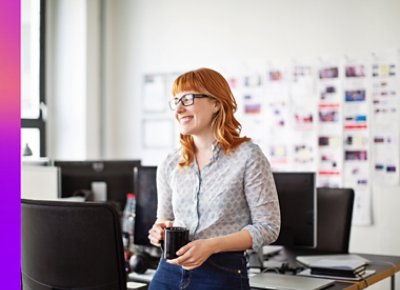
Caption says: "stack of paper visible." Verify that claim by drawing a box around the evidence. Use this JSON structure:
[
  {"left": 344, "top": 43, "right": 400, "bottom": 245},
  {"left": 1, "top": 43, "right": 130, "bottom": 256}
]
[
  {"left": 309, "top": 259, "right": 366, "bottom": 278},
  {"left": 296, "top": 255, "right": 375, "bottom": 281}
]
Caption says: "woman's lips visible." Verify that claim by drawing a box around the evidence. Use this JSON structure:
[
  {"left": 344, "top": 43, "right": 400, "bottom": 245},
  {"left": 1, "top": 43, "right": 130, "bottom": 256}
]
[{"left": 179, "top": 116, "right": 193, "bottom": 124}]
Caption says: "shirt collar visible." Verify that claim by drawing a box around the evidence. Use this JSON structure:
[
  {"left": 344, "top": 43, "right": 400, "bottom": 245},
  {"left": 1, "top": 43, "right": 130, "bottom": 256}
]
[
  {"left": 209, "top": 141, "right": 221, "bottom": 163},
  {"left": 188, "top": 141, "right": 222, "bottom": 173},
  {"left": 189, "top": 141, "right": 221, "bottom": 172}
]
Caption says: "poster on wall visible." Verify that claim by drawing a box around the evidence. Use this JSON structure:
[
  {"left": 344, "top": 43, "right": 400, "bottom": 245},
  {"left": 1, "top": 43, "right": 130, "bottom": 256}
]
[
  {"left": 233, "top": 68, "right": 270, "bottom": 151},
  {"left": 316, "top": 57, "right": 344, "bottom": 188},
  {"left": 289, "top": 60, "right": 318, "bottom": 171},
  {"left": 342, "top": 54, "right": 372, "bottom": 225},
  {"left": 370, "top": 50, "right": 400, "bottom": 185},
  {"left": 264, "top": 62, "right": 292, "bottom": 171},
  {"left": 344, "top": 163, "right": 372, "bottom": 225}
]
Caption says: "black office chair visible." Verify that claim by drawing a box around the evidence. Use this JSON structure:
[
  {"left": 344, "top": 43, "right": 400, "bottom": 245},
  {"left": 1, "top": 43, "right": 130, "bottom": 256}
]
[
  {"left": 21, "top": 199, "right": 127, "bottom": 290},
  {"left": 315, "top": 187, "right": 355, "bottom": 253}
]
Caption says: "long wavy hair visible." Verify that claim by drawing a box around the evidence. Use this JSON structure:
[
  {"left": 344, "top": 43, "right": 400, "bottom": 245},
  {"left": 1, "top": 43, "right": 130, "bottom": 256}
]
[{"left": 172, "top": 68, "right": 250, "bottom": 168}]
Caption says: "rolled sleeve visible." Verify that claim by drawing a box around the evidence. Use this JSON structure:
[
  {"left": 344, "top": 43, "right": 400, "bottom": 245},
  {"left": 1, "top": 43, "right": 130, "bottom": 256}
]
[{"left": 243, "top": 144, "right": 281, "bottom": 251}]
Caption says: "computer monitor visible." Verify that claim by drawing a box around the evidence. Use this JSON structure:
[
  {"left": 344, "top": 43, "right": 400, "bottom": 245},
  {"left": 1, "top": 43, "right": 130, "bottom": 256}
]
[
  {"left": 54, "top": 160, "right": 141, "bottom": 212},
  {"left": 271, "top": 172, "right": 316, "bottom": 249},
  {"left": 133, "top": 165, "right": 158, "bottom": 247}
]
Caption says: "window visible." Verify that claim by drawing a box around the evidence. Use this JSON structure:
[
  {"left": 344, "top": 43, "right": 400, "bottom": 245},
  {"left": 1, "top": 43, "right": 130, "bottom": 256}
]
[{"left": 21, "top": 0, "right": 46, "bottom": 158}]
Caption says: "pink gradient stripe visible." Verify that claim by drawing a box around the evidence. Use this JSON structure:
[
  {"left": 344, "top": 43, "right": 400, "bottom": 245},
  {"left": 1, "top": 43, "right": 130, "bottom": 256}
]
[{"left": 0, "top": 0, "right": 21, "bottom": 289}]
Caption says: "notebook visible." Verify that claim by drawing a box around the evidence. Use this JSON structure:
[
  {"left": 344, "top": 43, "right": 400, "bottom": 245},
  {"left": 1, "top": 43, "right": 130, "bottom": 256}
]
[
  {"left": 298, "top": 268, "right": 376, "bottom": 281},
  {"left": 296, "top": 254, "right": 374, "bottom": 281},
  {"left": 296, "top": 254, "right": 370, "bottom": 267},
  {"left": 249, "top": 272, "right": 335, "bottom": 290},
  {"left": 309, "top": 258, "right": 367, "bottom": 278}
]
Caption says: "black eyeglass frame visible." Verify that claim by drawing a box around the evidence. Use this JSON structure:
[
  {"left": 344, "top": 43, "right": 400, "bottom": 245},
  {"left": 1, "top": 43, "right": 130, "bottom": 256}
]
[{"left": 168, "top": 94, "right": 212, "bottom": 110}]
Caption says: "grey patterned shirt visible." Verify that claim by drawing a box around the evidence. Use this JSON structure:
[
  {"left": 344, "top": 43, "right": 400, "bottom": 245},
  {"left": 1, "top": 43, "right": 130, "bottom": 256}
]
[{"left": 156, "top": 140, "right": 281, "bottom": 251}]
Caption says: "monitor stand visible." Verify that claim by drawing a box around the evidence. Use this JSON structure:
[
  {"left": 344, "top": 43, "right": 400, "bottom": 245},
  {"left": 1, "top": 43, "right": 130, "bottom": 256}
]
[
  {"left": 246, "top": 248, "right": 265, "bottom": 271},
  {"left": 247, "top": 245, "right": 284, "bottom": 272}
]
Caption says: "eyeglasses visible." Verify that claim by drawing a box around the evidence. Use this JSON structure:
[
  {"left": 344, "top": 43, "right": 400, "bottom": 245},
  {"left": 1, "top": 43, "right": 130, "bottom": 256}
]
[{"left": 168, "top": 94, "right": 212, "bottom": 110}]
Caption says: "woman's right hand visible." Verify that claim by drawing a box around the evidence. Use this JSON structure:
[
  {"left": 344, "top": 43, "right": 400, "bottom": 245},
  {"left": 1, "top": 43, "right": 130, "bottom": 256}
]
[{"left": 148, "top": 220, "right": 173, "bottom": 247}]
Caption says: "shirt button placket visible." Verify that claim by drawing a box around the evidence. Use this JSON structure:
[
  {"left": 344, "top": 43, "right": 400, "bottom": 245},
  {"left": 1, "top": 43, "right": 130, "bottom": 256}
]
[{"left": 193, "top": 173, "right": 201, "bottom": 236}]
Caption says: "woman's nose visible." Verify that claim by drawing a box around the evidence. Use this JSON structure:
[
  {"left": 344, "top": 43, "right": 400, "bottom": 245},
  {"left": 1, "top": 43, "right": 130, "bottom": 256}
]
[{"left": 175, "top": 101, "right": 185, "bottom": 112}]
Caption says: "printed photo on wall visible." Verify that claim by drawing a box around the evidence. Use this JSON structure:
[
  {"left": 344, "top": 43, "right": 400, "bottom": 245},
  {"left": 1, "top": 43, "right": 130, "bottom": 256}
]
[
  {"left": 319, "top": 106, "right": 339, "bottom": 123},
  {"left": 345, "top": 65, "right": 366, "bottom": 78},
  {"left": 319, "top": 67, "right": 339, "bottom": 79}
]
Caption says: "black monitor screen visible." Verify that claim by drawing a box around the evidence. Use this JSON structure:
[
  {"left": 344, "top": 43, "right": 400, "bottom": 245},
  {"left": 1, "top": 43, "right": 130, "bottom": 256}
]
[
  {"left": 271, "top": 172, "right": 316, "bottom": 248},
  {"left": 133, "top": 166, "right": 158, "bottom": 247},
  {"left": 54, "top": 160, "right": 141, "bottom": 213}
]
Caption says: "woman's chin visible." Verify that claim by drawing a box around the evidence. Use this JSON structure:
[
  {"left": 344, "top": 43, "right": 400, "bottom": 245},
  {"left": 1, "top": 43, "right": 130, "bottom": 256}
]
[{"left": 179, "top": 127, "right": 192, "bottom": 136}]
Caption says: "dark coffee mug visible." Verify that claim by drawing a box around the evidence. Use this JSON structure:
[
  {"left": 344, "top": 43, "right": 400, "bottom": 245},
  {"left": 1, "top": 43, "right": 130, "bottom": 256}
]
[{"left": 161, "top": 226, "right": 189, "bottom": 259}]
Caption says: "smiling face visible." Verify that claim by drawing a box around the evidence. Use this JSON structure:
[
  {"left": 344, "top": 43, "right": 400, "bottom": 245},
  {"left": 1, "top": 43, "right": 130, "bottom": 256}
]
[
  {"left": 171, "top": 68, "right": 247, "bottom": 168},
  {"left": 173, "top": 91, "right": 220, "bottom": 139}
]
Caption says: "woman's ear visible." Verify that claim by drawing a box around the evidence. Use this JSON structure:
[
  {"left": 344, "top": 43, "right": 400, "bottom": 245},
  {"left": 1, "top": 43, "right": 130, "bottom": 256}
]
[{"left": 212, "top": 101, "right": 221, "bottom": 114}]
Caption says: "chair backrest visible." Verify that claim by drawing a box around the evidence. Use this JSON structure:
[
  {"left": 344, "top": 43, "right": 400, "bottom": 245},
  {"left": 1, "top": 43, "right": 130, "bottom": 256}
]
[
  {"left": 316, "top": 187, "right": 355, "bottom": 253},
  {"left": 21, "top": 199, "right": 127, "bottom": 290}
]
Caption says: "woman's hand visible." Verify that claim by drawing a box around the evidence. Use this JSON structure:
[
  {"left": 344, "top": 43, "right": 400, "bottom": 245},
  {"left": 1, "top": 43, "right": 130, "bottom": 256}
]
[
  {"left": 167, "top": 239, "right": 216, "bottom": 270},
  {"left": 167, "top": 230, "right": 252, "bottom": 270},
  {"left": 148, "top": 220, "right": 173, "bottom": 247}
]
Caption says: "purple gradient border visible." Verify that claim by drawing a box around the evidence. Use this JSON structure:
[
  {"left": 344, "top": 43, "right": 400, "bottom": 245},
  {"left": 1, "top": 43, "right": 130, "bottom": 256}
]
[{"left": 0, "top": 0, "right": 21, "bottom": 289}]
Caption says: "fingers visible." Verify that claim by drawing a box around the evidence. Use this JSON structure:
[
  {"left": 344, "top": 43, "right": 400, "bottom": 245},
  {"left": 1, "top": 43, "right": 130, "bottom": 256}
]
[
  {"left": 167, "top": 255, "right": 201, "bottom": 270},
  {"left": 182, "top": 264, "right": 199, "bottom": 270},
  {"left": 176, "top": 244, "right": 189, "bottom": 256},
  {"left": 147, "top": 226, "right": 161, "bottom": 246},
  {"left": 166, "top": 242, "right": 201, "bottom": 268},
  {"left": 167, "top": 255, "right": 190, "bottom": 266},
  {"left": 167, "top": 256, "right": 182, "bottom": 265},
  {"left": 148, "top": 234, "right": 161, "bottom": 247},
  {"left": 147, "top": 221, "right": 173, "bottom": 246},
  {"left": 166, "top": 244, "right": 190, "bottom": 266}
]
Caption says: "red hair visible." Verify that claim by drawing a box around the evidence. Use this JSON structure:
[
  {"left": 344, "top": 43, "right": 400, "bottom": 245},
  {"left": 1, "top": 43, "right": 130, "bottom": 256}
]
[{"left": 172, "top": 68, "right": 250, "bottom": 168}]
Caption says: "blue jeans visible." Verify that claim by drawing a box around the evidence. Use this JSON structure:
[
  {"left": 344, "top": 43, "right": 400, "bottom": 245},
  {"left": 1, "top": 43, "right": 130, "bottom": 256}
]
[{"left": 149, "top": 252, "right": 250, "bottom": 290}]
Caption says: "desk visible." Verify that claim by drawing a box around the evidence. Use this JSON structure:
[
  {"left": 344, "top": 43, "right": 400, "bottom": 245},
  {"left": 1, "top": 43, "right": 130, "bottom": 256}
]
[
  {"left": 338, "top": 253, "right": 400, "bottom": 290},
  {"left": 283, "top": 252, "right": 400, "bottom": 290},
  {"left": 129, "top": 253, "right": 400, "bottom": 290}
]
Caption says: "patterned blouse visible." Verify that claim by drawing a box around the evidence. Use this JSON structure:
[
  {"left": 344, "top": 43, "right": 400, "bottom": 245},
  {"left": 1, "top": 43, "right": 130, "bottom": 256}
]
[{"left": 156, "top": 140, "right": 281, "bottom": 251}]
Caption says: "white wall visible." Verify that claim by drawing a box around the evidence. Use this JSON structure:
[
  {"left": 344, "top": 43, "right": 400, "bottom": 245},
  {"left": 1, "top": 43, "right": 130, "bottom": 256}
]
[
  {"left": 47, "top": 0, "right": 101, "bottom": 159},
  {"left": 48, "top": 1, "right": 400, "bottom": 288}
]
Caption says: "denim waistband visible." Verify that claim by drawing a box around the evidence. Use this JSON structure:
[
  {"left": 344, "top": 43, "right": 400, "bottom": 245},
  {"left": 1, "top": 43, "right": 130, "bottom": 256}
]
[
  {"left": 209, "top": 251, "right": 245, "bottom": 258},
  {"left": 160, "top": 251, "right": 245, "bottom": 260}
]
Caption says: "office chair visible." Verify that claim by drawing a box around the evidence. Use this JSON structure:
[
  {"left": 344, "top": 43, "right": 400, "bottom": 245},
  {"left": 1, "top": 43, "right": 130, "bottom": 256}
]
[
  {"left": 21, "top": 199, "right": 127, "bottom": 290},
  {"left": 315, "top": 187, "right": 355, "bottom": 253}
]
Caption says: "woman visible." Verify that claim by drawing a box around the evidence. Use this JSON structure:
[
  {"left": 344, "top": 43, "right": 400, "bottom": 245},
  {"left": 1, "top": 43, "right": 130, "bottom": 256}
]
[{"left": 148, "top": 68, "right": 280, "bottom": 290}]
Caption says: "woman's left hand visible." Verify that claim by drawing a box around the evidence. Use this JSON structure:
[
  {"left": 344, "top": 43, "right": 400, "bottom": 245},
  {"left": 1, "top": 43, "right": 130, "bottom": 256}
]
[{"left": 167, "top": 239, "right": 215, "bottom": 270}]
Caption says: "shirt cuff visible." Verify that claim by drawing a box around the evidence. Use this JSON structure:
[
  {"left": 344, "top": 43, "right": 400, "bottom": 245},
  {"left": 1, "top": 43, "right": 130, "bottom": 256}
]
[{"left": 243, "top": 224, "right": 264, "bottom": 251}]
